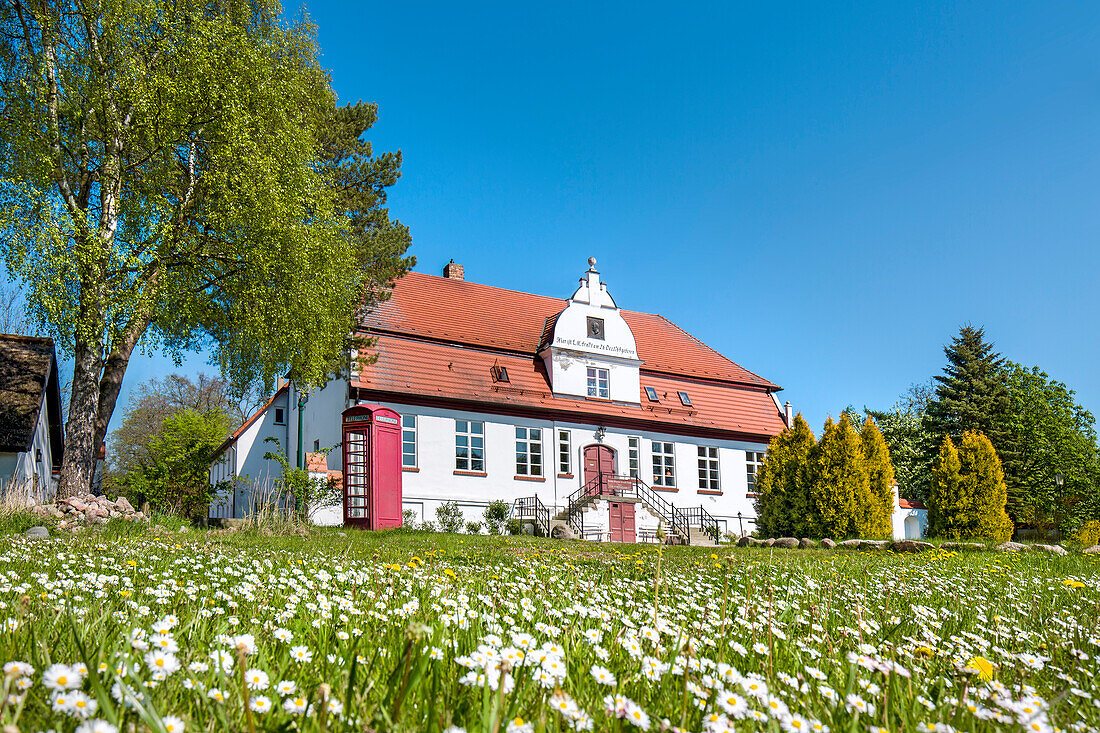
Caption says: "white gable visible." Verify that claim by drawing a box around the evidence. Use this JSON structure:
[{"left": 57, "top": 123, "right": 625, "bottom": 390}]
[{"left": 540, "top": 258, "right": 642, "bottom": 403}]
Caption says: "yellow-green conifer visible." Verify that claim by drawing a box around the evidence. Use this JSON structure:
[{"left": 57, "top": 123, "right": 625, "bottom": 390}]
[
  {"left": 808, "top": 413, "right": 870, "bottom": 539},
  {"left": 958, "top": 431, "right": 1014, "bottom": 543},
  {"left": 861, "top": 416, "right": 896, "bottom": 538},
  {"left": 755, "top": 414, "right": 815, "bottom": 537}
]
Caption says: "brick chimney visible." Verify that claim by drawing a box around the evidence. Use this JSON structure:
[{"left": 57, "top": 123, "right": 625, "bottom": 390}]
[{"left": 443, "top": 259, "right": 464, "bottom": 281}]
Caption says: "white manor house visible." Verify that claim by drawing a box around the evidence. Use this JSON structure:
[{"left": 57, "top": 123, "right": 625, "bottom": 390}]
[{"left": 209, "top": 258, "right": 796, "bottom": 544}]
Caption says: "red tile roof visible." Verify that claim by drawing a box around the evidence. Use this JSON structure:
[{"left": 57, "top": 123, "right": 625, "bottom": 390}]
[
  {"left": 362, "top": 271, "right": 778, "bottom": 388},
  {"left": 899, "top": 498, "right": 927, "bottom": 510},
  {"left": 352, "top": 334, "right": 787, "bottom": 440}
]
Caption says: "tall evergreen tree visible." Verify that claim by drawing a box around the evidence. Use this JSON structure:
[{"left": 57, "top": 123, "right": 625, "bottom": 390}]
[
  {"left": 808, "top": 414, "right": 870, "bottom": 539},
  {"left": 861, "top": 416, "right": 896, "bottom": 537},
  {"left": 754, "top": 414, "right": 815, "bottom": 537},
  {"left": 923, "top": 326, "right": 1011, "bottom": 464}
]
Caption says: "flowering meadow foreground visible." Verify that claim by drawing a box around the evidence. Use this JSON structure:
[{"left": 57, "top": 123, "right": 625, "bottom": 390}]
[{"left": 0, "top": 527, "right": 1097, "bottom": 733}]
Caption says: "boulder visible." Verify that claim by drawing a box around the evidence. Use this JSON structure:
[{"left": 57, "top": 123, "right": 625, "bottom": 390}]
[
  {"left": 772, "top": 537, "right": 799, "bottom": 549},
  {"left": 941, "top": 542, "right": 985, "bottom": 552},
  {"left": 108, "top": 510, "right": 121, "bottom": 519},
  {"left": 861, "top": 540, "right": 891, "bottom": 550},
  {"left": 764, "top": 538, "right": 776, "bottom": 547},
  {"left": 131, "top": 512, "right": 146, "bottom": 522},
  {"left": 993, "top": 541, "right": 1028, "bottom": 553},
  {"left": 837, "top": 539, "right": 863, "bottom": 549},
  {"left": 891, "top": 540, "right": 934, "bottom": 553},
  {"left": 1032, "top": 544, "right": 1068, "bottom": 555},
  {"left": 1083, "top": 545, "right": 1100, "bottom": 554},
  {"left": 115, "top": 496, "right": 136, "bottom": 513},
  {"left": 799, "top": 538, "right": 817, "bottom": 549},
  {"left": 821, "top": 538, "right": 836, "bottom": 549},
  {"left": 24, "top": 526, "right": 49, "bottom": 539},
  {"left": 551, "top": 525, "right": 574, "bottom": 540},
  {"left": 737, "top": 536, "right": 751, "bottom": 547}
]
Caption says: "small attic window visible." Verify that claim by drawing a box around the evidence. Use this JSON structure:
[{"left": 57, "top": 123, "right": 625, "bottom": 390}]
[
  {"left": 491, "top": 364, "right": 510, "bottom": 383},
  {"left": 274, "top": 407, "right": 286, "bottom": 425},
  {"left": 644, "top": 386, "right": 659, "bottom": 402},
  {"left": 678, "top": 391, "right": 692, "bottom": 407}
]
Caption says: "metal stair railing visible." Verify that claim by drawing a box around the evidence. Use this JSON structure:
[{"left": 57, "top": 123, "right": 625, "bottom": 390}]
[
  {"left": 562, "top": 475, "right": 602, "bottom": 536},
  {"left": 595, "top": 473, "right": 690, "bottom": 544},
  {"left": 677, "top": 506, "right": 721, "bottom": 543},
  {"left": 512, "top": 496, "right": 550, "bottom": 537}
]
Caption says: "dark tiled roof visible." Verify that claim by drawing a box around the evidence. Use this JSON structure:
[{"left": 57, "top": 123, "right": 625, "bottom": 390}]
[{"left": 0, "top": 335, "right": 61, "bottom": 457}]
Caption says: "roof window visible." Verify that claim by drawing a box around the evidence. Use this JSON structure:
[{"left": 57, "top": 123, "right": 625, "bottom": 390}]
[
  {"left": 678, "top": 391, "right": 692, "bottom": 407},
  {"left": 491, "top": 364, "right": 510, "bottom": 383},
  {"left": 644, "top": 386, "right": 659, "bottom": 402}
]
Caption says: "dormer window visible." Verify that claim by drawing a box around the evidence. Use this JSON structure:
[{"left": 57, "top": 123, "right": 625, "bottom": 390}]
[
  {"left": 586, "top": 367, "right": 609, "bottom": 399},
  {"left": 645, "top": 386, "right": 659, "bottom": 402},
  {"left": 678, "top": 391, "right": 692, "bottom": 407},
  {"left": 586, "top": 316, "right": 605, "bottom": 340}
]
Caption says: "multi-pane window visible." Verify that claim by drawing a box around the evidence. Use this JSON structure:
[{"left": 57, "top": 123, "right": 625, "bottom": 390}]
[
  {"left": 516, "top": 427, "right": 543, "bottom": 476},
  {"left": 698, "top": 446, "right": 720, "bottom": 491},
  {"left": 402, "top": 414, "right": 417, "bottom": 468},
  {"left": 628, "top": 437, "right": 640, "bottom": 478},
  {"left": 652, "top": 441, "right": 676, "bottom": 487},
  {"left": 455, "top": 420, "right": 485, "bottom": 472},
  {"left": 746, "top": 451, "right": 765, "bottom": 494},
  {"left": 586, "top": 367, "right": 610, "bottom": 399},
  {"left": 558, "top": 430, "right": 571, "bottom": 475}
]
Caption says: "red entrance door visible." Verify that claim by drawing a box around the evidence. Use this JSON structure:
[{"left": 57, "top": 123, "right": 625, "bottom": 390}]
[
  {"left": 583, "top": 444, "right": 615, "bottom": 495},
  {"left": 609, "top": 501, "right": 636, "bottom": 543}
]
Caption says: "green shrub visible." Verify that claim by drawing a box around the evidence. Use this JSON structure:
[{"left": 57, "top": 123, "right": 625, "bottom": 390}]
[
  {"left": 465, "top": 521, "right": 482, "bottom": 534},
  {"left": 1071, "top": 520, "right": 1100, "bottom": 546},
  {"left": 483, "top": 500, "right": 511, "bottom": 535},
  {"left": 435, "top": 501, "right": 465, "bottom": 533},
  {"left": 505, "top": 518, "right": 523, "bottom": 535}
]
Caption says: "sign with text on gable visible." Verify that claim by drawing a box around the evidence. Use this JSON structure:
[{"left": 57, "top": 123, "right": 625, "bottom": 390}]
[{"left": 551, "top": 336, "right": 638, "bottom": 359}]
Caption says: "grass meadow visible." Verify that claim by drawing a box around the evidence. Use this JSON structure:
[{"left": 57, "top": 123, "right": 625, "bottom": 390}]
[{"left": 0, "top": 524, "right": 1097, "bottom": 732}]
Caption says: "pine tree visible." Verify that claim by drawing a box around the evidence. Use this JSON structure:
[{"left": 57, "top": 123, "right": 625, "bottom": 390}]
[
  {"left": 808, "top": 414, "right": 871, "bottom": 539},
  {"left": 754, "top": 414, "right": 816, "bottom": 537},
  {"left": 861, "top": 416, "right": 896, "bottom": 538},
  {"left": 928, "top": 436, "right": 965, "bottom": 539},
  {"left": 923, "top": 326, "right": 1011, "bottom": 466},
  {"left": 927, "top": 432, "right": 1013, "bottom": 542}
]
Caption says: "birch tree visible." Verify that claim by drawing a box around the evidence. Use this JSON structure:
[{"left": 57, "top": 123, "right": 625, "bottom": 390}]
[{"left": 0, "top": 0, "right": 411, "bottom": 497}]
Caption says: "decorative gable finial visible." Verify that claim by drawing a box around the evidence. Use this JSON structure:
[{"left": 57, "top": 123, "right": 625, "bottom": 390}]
[{"left": 587, "top": 256, "right": 597, "bottom": 271}]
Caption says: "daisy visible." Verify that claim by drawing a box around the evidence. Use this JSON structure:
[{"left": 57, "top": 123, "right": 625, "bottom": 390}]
[
  {"left": 283, "top": 696, "right": 310, "bottom": 715},
  {"left": 244, "top": 669, "right": 269, "bottom": 690},
  {"left": 250, "top": 695, "right": 272, "bottom": 713},
  {"left": 162, "top": 716, "right": 186, "bottom": 732},
  {"left": 290, "top": 645, "right": 313, "bottom": 663},
  {"left": 43, "top": 663, "right": 82, "bottom": 691}
]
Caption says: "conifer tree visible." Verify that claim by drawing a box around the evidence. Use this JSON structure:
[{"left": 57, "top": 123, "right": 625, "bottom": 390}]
[
  {"left": 861, "top": 416, "right": 896, "bottom": 537},
  {"left": 808, "top": 414, "right": 871, "bottom": 539},
  {"left": 928, "top": 436, "right": 965, "bottom": 539},
  {"left": 958, "top": 431, "right": 1014, "bottom": 542},
  {"left": 755, "top": 414, "right": 815, "bottom": 537},
  {"left": 923, "top": 327, "right": 1011, "bottom": 465},
  {"left": 927, "top": 432, "right": 1013, "bottom": 542}
]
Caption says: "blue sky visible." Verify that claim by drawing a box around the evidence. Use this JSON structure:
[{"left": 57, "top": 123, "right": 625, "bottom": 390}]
[{"left": 117, "top": 0, "right": 1100, "bottom": 434}]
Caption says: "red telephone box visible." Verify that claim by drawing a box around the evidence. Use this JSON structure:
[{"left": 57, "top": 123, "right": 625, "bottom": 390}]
[{"left": 341, "top": 404, "right": 403, "bottom": 529}]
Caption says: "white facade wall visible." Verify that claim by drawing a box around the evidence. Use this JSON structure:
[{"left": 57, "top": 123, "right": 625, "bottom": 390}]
[
  {"left": 0, "top": 387, "right": 56, "bottom": 502},
  {"left": 373, "top": 400, "right": 766, "bottom": 536},
  {"left": 208, "top": 392, "right": 291, "bottom": 518}
]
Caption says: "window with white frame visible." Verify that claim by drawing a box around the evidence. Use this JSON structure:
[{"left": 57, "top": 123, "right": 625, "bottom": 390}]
[
  {"left": 746, "top": 450, "right": 765, "bottom": 494},
  {"left": 628, "top": 437, "right": 640, "bottom": 478},
  {"left": 651, "top": 441, "right": 676, "bottom": 487},
  {"left": 455, "top": 420, "right": 485, "bottom": 472},
  {"left": 558, "top": 430, "right": 571, "bottom": 475},
  {"left": 586, "top": 367, "right": 610, "bottom": 399},
  {"left": 698, "top": 446, "right": 720, "bottom": 491},
  {"left": 515, "top": 427, "right": 543, "bottom": 476},
  {"left": 401, "top": 414, "right": 417, "bottom": 468}
]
